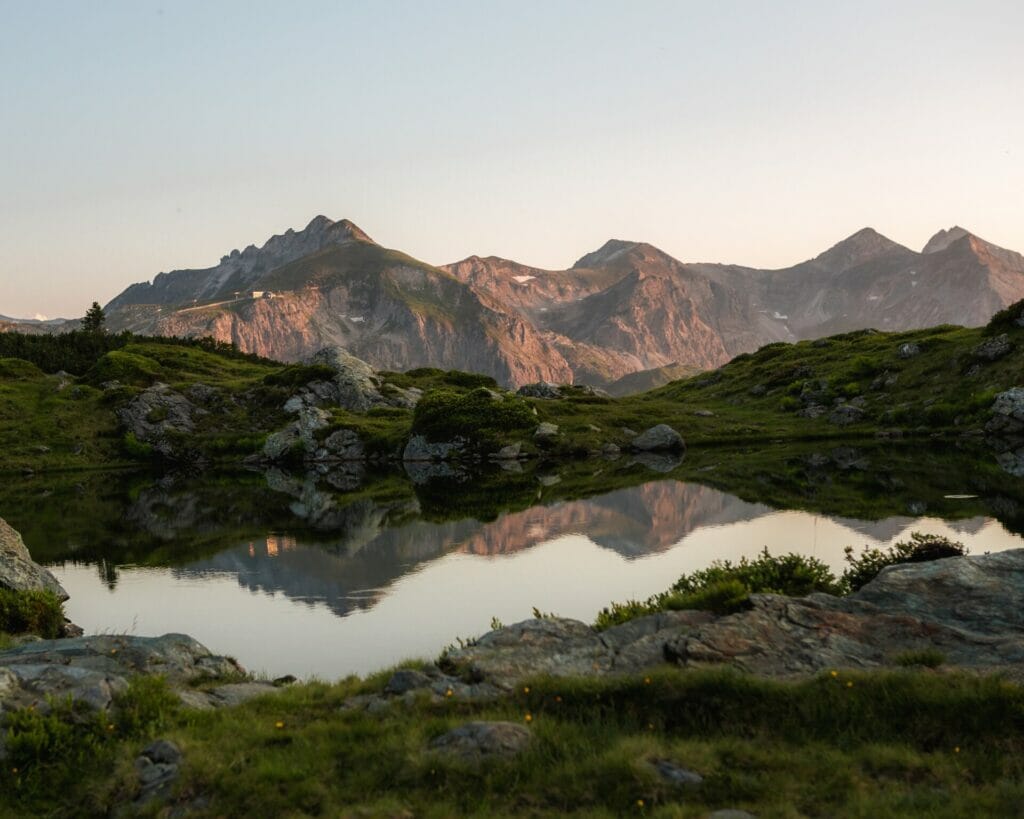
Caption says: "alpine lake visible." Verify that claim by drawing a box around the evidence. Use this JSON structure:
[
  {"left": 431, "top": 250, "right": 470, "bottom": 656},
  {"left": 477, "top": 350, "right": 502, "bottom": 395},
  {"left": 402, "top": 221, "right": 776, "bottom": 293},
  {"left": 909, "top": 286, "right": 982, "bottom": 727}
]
[{"left": 7, "top": 441, "right": 1024, "bottom": 681}]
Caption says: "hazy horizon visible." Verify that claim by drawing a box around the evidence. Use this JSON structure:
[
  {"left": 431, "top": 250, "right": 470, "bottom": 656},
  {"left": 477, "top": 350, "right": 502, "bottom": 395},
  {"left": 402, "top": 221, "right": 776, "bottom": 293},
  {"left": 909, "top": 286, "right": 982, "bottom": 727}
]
[{"left": 2, "top": 0, "right": 1021, "bottom": 319}]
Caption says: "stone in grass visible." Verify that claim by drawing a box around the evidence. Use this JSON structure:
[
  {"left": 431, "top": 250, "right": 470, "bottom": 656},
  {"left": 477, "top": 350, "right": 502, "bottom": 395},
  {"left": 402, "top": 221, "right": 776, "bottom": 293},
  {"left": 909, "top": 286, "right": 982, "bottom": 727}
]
[
  {"left": 630, "top": 424, "right": 684, "bottom": 452},
  {"left": 430, "top": 721, "right": 531, "bottom": 761},
  {"left": 650, "top": 758, "right": 703, "bottom": 787}
]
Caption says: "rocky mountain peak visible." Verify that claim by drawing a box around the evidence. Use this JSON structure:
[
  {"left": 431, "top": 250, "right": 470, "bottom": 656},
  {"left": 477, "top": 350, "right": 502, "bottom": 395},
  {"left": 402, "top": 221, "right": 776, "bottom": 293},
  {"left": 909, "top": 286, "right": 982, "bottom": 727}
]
[
  {"left": 922, "top": 226, "right": 973, "bottom": 254},
  {"left": 812, "top": 227, "right": 911, "bottom": 273},
  {"left": 572, "top": 239, "right": 642, "bottom": 269}
]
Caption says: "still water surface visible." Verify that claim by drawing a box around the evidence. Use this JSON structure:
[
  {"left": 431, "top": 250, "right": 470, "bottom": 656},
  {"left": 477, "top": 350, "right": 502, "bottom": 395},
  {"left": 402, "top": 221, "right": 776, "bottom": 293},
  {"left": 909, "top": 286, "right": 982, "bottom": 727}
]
[{"left": 38, "top": 474, "right": 1023, "bottom": 680}]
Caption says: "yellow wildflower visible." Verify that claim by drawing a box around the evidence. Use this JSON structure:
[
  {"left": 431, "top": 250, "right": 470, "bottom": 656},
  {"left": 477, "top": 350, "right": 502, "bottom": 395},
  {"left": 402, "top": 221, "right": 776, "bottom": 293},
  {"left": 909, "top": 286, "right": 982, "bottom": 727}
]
[
  {"left": 275, "top": 721, "right": 285, "bottom": 729},
  {"left": 524, "top": 713, "right": 533, "bottom": 723}
]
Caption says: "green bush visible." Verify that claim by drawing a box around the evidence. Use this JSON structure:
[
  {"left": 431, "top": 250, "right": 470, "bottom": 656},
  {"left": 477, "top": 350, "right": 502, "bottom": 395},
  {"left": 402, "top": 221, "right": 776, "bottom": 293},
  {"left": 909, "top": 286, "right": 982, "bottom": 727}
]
[
  {"left": 670, "top": 548, "right": 841, "bottom": 597},
  {"left": 121, "top": 431, "right": 154, "bottom": 459},
  {"left": 595, "top": 549, "right": 841, "bottom": 629},
  {"left": 411, "top": 388, "right": 535, "bottom": 448},
  {"left": 0, "top": 358, "right": 44, "bottom": 379},
  {"left": 779, "top": 396, "right": 800, "bottom": 412},
  {"left": 846, "top": 355, "right": 884, "bottom": 379},
  {"left": 842, "top": 533, "right": 968, "bottom": 592},
  {"left": 0, "top": 589, "right": 65, "bottom": 638}
]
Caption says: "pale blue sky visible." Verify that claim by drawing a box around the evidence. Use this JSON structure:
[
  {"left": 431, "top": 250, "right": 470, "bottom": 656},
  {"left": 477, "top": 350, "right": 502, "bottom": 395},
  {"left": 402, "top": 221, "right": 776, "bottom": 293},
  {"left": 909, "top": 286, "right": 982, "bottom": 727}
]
[{"left": 1, "top": 0, "right": 1021, "bottom": 318}]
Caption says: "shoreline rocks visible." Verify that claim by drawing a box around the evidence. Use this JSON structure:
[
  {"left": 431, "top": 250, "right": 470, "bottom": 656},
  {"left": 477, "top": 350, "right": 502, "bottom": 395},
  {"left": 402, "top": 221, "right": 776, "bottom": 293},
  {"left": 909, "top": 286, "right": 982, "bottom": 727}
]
[{"left": 444, "top": 549, "right": 1024, "bottom": 685}]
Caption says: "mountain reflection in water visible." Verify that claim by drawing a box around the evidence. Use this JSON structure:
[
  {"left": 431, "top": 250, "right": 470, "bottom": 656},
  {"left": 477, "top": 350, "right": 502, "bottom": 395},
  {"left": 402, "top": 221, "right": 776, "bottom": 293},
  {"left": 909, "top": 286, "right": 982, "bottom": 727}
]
[{"left": 37, "top": 466, "right": 1024, "bottom": 679}]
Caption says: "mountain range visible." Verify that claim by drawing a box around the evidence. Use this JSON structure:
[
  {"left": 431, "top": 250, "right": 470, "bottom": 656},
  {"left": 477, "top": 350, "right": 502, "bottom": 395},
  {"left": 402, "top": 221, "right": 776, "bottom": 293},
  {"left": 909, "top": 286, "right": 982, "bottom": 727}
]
[{"left": 14, "top": 217, "right": 1024, "bottom": 388}]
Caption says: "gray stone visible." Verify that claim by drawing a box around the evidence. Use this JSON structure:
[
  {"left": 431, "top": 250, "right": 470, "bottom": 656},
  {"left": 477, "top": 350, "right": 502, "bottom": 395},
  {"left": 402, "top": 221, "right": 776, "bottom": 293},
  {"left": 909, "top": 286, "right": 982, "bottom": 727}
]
[
  {"left": 141, "top": 739, "right": 182, "bottom": 766},
  {"left": 517, "top": 382, "right": 563, "bottom": 399},
  {"left": 263, "top": 405, "right": 331, "bottom": 461},
  {"left": 897, "top": 342, "right": 921, "bottom": 359},
  {"left": 0, "top": 517, "right": 67, "bottom": 600},
  {"left": 430, "top": 721, "right": 531, "bottom": 761},
  {"left": 490, "top": 442, "right": 522, "bottom": 460},
  {"left": 403, "top": 434, "right": 467, "bottom": 462},
  {"left": 797, "top": 403, "right": 828, "bottom": 419},
  {"left": 651, "top": 758, "right": 704, "bottom": 787},
  {"left": 0, "top": 633, "right": 243, "bottom": 712},
  {"left": 534, "top": 422, "right": 560, "bottom": 439},
  {"left": 321, "top": 428, "right": 365, "bottom": 461},
  {"left": 630, "top": 424, "right": 684, "bottom": 452},
  {"left": 693, "top": 409, "right": 715, "bottom": 417},
  {"left": 973, "top": 334, "right": 1012, "bottom": 361},
  {"left": 115, "top": 382, "right": 200, "bottom": 458},
  {"left": 385, "top": 669, "right": 433, "bottom": 695},
  {"left": 305, "top": 346, "right": 387, "bottom": 412},
  {"left": 708, "top": 811, "right": 758, "bottom": 819},
  {"left": 829, "top": 404, "right": 865, "bottom": 426}
]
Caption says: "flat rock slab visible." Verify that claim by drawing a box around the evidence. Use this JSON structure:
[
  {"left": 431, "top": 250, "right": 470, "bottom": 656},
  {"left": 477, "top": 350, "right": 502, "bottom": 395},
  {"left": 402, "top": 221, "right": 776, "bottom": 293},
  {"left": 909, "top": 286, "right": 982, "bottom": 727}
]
[
  {"left": 430, "top": 721, "right": 531, "bottom": 761},
  {"left": 0, "top": 633, "right": 243, "bottom": 713}
]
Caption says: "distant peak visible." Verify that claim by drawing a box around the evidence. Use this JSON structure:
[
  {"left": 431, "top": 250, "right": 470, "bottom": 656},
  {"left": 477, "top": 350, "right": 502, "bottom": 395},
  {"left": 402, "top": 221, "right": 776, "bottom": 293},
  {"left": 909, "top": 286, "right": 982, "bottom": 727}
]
[
  {"left": 572, "top": 239, "right": 640, "bottom": 269},
  {"left": 922, "top": 226, "right": 973, "bottom": 254},
  {"left": 813, "top": 227, "right": 910, "bottom": 272}
]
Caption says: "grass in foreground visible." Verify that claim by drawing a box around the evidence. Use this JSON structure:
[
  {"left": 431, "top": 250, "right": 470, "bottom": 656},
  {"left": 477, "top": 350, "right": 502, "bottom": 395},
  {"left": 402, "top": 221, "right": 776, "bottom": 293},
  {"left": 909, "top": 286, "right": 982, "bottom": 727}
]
[{"left": 2, "top": 666, "right": 1023, "bottom": 817}]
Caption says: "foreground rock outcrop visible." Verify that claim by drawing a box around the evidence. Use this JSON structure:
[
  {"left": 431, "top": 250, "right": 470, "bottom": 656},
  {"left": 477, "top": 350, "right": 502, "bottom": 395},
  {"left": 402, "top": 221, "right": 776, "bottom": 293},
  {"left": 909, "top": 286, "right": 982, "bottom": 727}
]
[
  {"left": 0, "top": 517, "right": 67, "bottom": 600},
  {"left": 0, "top": 634, "right": 279, "bottom": 717},
  {"left": 445, "top": 549, "right": 1024, "bottom": 685}
]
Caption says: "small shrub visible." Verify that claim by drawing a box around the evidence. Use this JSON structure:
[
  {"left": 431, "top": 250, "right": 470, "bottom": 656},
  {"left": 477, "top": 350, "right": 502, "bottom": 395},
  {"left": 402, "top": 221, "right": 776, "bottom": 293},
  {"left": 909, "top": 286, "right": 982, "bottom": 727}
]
[
  {"left": 892, "top": 649, "right": 946, "bottom": 669},
  {"left": 847, "top": 355, "right": 883, "bottom": 379},
  {"left": 842, "top": 532, "right": 968, "bottom": 592},
  {"left": 0, "top": 589, "right": 65, "bottom": 638},
  {"left": 841, "top": 381, "right": 861, "bottom": 398},
  {"left": 121, "top": 431, "right": 154, "bottom": 459},
  {"left": 596, "top": 550, "right": 841, "bottom": 629},
  {"left": 664, "top": 578, "right": 751, "bottom": 615},
  {"left": 779, "top": 396, "right": 800, "bottom": 412},
  {"left": 411, "top": 388, "right": 535, "bottom": 448},
  {"left": 114, "top": 675, "right": 180, "bottom": 736},
  {"left": 0, "top": 358, "right": 44, "bottom": 379},
  {"left": 671, "top": 549, "right": 842, "bottom": 598}
]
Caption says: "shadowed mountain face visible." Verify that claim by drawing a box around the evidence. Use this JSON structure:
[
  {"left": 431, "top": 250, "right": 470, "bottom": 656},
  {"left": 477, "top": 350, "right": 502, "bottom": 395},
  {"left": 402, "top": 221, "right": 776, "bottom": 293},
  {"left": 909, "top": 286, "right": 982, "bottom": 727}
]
[{"left": 94, "top": 218, "right": 1024, "bottom": 387}]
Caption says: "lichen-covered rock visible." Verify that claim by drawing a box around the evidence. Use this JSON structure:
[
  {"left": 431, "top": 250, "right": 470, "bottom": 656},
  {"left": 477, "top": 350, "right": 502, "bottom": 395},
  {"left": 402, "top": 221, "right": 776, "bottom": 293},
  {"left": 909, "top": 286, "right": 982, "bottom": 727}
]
[
  {"left": 115, "top": 382, "right": 201, "bottom": 458},
  {"left": 0, "top": 633, "right": 243, "bottom": 713},
  {"left": 306, "top": 346, "right": 386, "bottom": 411},
  {"left": 517, "top": 382, "right": 563, "bottom": 399},
  {"left": 534, "top": 422, "right": 559, "bottom": 440},
  {"left": 973, "top": 334, "right": 1013, "bottom": 361},
  {"left": 897, "top": 342, "right": 920, "bottom": 358},
  {"left": 262, "top": 405, "right": 331, "bottom": 461},
  {"left": 0, "top": 517, "right": 67, "bottom": 600},
  {"left": 631, "top": 424, "right": 684, "bottom": 452},
  {"left": 318, "top": 428, "right": 365, "bottom": 461}
]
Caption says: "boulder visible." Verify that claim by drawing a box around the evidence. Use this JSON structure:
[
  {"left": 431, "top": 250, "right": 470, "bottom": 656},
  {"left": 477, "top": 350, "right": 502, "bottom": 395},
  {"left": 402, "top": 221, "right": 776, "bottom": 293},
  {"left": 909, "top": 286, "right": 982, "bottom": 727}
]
[
  {"left": 262, "top": 405, "right": 331, "bottom": 461},
  {"left": 828, "top": 405, "right": 865, "bottom": 426},
  {"left": 630, "top": 424, "right": 684, "bottom": 452},
  {"left": 429, "top": 721, "right": 532, "bottom": 761},
  {"left": 517, "top": 382, "right": 563, "bottom": 399},
  {"left": 0, "top": 517, "right": 67, "bottom": 600},
  {"left": 972, "top": 334, "right": 1013, "bottom": 362},
  {"left": 534, "top": 422, "right": 560, "bottom": 440},
  {"left": 319, "top": 428, "right": 365, "bottom": 461},
  {"left": 306, "top": 346, "right": 386, "bottom": 411},
  {"left": 489, "top": 442, "right": 522, "bottom": 461},
  {"left": 0, "top": 633, "right": 243, "bottom": 713},
  {"left": 115, "top": 382, "right": 200, "bottom": 458},
  {"left": 896, "top": 342, "right": 920, "bottom": 359},
  {"left": 403, "top": 434, "right": 467, "bottom": 462}
]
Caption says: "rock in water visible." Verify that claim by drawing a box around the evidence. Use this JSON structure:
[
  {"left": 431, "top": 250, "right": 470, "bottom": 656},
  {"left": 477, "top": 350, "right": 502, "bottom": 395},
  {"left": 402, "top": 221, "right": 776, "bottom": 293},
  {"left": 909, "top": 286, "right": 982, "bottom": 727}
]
[{"left": 0, "top": 517, "right": 67, "bottom": 600}]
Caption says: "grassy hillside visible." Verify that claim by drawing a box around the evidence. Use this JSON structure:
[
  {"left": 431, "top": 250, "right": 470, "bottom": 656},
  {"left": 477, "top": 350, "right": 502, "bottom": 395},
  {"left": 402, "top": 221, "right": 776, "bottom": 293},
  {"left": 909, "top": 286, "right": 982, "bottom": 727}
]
[{"left": 1, "top": 315, "right": 1022, "bottom": 473}]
